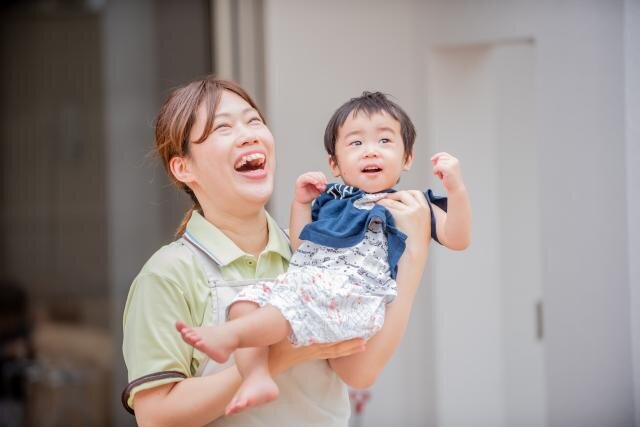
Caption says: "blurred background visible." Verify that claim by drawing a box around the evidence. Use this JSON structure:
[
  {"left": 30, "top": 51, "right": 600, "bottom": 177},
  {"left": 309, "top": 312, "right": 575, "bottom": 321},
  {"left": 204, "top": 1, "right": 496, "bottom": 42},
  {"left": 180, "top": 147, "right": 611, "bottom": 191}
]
[{"left": 0, "top": 0, "right": 638, "bottom": 426}]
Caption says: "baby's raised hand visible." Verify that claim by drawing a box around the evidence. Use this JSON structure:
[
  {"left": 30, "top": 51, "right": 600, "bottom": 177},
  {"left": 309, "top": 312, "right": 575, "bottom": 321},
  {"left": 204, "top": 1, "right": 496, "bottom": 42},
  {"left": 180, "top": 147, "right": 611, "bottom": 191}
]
[
  {"left": 431, "top": 152, "right": 465, "bottom": 193},
  {"left": 294, "top": 171, "right": 327, "bottom": 204}
]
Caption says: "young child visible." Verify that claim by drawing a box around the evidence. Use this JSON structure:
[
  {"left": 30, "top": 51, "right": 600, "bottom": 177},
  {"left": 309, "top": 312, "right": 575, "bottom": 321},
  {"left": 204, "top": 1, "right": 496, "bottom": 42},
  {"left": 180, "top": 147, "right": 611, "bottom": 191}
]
[{"left": 176, "top": 91, "right": 472, "bottom": 416}]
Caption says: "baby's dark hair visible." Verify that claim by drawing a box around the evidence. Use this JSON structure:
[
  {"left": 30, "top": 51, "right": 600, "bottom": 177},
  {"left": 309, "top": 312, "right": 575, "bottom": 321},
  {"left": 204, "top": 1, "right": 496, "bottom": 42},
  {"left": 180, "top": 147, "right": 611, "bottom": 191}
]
[{"left": 324, "top": 91, "right": 416, "bottom": 162}]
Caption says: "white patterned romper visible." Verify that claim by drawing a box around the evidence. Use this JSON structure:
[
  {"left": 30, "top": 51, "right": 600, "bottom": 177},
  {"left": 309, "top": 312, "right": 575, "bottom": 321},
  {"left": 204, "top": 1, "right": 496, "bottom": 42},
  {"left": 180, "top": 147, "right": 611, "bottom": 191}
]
[{"left": 231, "top": 193, "right": 397, "bottom": 346}]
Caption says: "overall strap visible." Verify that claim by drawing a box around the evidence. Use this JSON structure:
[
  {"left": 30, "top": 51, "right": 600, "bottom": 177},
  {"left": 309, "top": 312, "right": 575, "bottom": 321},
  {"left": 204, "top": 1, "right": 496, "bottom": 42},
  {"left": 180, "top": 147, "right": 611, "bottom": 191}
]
[{"left": 181, "top": 232, "right": 224, "bottom": 282}]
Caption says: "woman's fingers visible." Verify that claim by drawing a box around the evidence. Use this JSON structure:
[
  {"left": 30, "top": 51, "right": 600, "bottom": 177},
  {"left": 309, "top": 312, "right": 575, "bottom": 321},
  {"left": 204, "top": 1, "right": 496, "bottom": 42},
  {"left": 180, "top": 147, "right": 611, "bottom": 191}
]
[
  {"left": 406, "top": 190, "right": 428, "bottom": 207},
  {"left": 323, "top": 338, "right": 366, "bottom": 359},
  {"left": 378, "top": 190, "right": 426, "bottom": 208},
  {"left": 376, "top": 198, "right": 408, "bottom": 212},
  {"left": 269, "top": 337, "right": 366, "bottom": 374},
  {"left": 377, "top": 190, "right": 431, "bottom": 241}
]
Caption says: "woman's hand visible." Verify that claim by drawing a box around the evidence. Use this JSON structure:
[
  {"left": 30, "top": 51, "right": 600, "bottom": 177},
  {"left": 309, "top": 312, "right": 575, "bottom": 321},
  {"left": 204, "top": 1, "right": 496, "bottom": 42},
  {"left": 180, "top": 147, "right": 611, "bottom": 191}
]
[
  {"left": 268, "top": 338, "right": 366, "bottom": 376},
  {"left": 377, "top": 190, "right": 431, "bottom": 252}
]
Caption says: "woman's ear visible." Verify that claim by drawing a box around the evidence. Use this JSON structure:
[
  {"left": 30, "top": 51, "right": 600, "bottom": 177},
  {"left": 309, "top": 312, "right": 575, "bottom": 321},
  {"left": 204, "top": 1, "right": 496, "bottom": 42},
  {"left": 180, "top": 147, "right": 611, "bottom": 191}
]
[
  {"left": 328, "top": 155, "right": 341, "bottom": 177},
  {"left": 169, "top": 156, "right": 195, "bottom": 185},
  {"left": 402, "top": 153, "right": 414, "bottom": 171}
]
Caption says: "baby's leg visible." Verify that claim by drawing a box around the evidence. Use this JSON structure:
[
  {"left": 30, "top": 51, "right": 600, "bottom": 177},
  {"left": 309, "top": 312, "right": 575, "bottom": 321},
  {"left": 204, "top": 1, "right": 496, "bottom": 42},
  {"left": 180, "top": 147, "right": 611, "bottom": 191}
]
[
  {"left": 226, "top": 346, "right": 279, "bottom": 415},
  {"left": 175, "top": 303, "right": 292, "bottom": 363},
  {"left": 226, "top": 302, "right": 279, "bottom": 415}
]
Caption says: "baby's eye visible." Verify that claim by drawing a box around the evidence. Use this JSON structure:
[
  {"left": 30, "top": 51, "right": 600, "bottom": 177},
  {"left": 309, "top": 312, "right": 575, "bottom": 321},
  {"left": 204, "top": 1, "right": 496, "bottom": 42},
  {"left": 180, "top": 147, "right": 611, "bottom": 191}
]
[
  {"left": 379, "top": 138, "right": 390, "bottom": 144},
  {"left": 349, "top": 140, "right": 362, "bottom": 146}
]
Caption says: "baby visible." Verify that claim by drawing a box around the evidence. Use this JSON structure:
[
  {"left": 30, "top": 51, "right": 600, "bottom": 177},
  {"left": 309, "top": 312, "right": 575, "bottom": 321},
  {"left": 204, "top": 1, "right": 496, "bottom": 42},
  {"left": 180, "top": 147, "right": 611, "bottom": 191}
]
[{"left": 176, "top": 91, "right": 471, "bottom": 416}]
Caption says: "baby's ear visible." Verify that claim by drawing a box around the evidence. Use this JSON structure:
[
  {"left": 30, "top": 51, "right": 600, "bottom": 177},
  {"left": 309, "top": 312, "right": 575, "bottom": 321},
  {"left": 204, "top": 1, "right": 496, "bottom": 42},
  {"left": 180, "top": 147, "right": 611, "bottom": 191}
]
[
  {"left": 328, "top": 155, "right": 341, "bottom": 177},
  {"left": 402, "top": 153, "right": 414, "bottom": 171}
]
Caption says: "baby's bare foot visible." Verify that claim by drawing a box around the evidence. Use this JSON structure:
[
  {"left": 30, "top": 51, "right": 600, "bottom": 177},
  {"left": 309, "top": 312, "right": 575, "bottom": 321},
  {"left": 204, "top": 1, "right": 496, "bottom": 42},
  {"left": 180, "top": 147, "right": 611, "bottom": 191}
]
[
  {"left": 225, "top": 373, "right": 279, "bottom": 416},
  {"left": 175, "top": 321, "right": 237, "bottom": 363}
]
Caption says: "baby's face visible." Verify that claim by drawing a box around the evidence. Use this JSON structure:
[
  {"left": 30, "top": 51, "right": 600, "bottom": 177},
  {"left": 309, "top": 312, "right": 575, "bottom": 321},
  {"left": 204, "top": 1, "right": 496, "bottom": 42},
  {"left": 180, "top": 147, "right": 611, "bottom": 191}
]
[{"left": 329, "top": 111, "right": 413, "bottom": 193}]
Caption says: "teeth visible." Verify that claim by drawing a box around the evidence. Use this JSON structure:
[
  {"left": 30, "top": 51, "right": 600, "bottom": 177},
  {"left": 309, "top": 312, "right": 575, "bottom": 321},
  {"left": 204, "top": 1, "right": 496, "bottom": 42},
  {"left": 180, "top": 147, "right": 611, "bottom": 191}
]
[{"left": 235, "top": 153, "right": 266, "bottom": 169}]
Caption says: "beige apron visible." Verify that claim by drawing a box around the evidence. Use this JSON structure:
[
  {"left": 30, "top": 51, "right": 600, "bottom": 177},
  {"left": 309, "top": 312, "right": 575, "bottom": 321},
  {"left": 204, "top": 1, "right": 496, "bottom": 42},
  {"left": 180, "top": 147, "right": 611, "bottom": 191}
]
[{"left": 181, "top": 235, "right": 350, "bottom": 427}]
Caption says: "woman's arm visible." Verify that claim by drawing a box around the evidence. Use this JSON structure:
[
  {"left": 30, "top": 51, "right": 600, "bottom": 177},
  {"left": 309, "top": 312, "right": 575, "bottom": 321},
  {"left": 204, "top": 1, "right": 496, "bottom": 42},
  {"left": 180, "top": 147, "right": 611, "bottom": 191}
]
[
  {"left": 289, "top": 172, "right": 327, "bottom": 251},
  {"left": 328, "top": 190, "right": 431, "bottom": 388},
  {"left": 134, "top": 338, "right": 365, "bottom": 427},
  {"left": 134, "top": 367, "right": 241, "bottom": 427}
]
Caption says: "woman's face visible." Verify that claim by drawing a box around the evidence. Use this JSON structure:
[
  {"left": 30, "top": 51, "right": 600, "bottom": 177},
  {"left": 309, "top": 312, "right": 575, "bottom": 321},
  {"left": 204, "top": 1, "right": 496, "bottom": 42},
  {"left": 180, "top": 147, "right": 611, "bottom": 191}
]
[{"left": 185, "top": 90, "right": 275, "bottom": 211}]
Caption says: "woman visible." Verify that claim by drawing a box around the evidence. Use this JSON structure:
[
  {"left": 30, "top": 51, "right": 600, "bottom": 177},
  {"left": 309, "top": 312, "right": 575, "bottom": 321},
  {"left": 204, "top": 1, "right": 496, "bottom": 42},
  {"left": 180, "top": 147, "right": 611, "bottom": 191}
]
[{"left": 121, "top": 76, "right": 431, "bottom": 426}]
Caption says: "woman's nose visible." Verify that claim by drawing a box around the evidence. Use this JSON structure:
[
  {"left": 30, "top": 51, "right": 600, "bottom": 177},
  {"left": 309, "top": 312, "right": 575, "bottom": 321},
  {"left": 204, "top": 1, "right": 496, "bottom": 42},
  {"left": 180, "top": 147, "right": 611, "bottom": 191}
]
[{"left": 236, "top": 127, "right": 259, "bottom": 147}]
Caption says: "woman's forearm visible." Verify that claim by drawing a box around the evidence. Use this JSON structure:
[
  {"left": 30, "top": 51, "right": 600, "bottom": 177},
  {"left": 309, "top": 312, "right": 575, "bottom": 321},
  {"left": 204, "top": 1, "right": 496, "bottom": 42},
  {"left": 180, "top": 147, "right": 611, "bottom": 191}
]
[
  {"left": 134, "top": 366, "right": 242, "bottom": 427},
  {"left": 328, "top": 245, "right": 428, "bottom": 388},
  {"left": 134, "top": 337, "right": 364, "bottom": 426}
]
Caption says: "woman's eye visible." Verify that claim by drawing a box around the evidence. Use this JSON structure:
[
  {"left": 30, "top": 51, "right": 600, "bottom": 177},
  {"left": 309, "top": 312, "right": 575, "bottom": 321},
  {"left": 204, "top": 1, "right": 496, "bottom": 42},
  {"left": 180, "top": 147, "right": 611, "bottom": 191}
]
[
  {"left": 379, "top": 138, "right": 390, "bottom": 144},
  {"left": 349, "top": 140, "right": 362, "bottom": 146},
  {"left": 214, "top": 123, "right": 231, "bottom": 131},
  {"left": 248, "top": 117, "right": 262, "bottom": 125}
]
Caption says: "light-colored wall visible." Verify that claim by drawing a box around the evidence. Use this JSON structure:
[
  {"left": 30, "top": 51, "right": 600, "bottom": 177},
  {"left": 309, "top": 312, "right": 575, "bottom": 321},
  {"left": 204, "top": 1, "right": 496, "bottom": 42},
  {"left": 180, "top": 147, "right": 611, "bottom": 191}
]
[
  {"left": 264, "top": 1, "right": 437, "bottom": 425},
  {"left": 422, "top": 1, "right": 635, "bottom": 426},
  {"left": 625, "top": 0, "right": 640, "bottom": 425},
  {"left": 263, "top": 0, "right": 636, "bottom": 426}
]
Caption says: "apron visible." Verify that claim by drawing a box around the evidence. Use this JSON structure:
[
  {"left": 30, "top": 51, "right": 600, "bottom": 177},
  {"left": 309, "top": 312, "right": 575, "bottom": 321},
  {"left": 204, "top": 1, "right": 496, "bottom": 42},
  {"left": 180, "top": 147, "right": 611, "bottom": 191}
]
[{"left": 181, "top": 234, "right": 351, "bottom": 427}]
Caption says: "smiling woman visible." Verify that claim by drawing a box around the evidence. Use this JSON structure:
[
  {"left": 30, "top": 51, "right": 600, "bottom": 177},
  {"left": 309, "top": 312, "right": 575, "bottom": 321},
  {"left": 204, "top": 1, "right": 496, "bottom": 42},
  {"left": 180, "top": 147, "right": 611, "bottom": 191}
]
[
  {"left": 167, "top": 88, "right": 276, "bottom": 242},
  {"left": 121, "top": 76, "right": 365, "bottom": 427}
]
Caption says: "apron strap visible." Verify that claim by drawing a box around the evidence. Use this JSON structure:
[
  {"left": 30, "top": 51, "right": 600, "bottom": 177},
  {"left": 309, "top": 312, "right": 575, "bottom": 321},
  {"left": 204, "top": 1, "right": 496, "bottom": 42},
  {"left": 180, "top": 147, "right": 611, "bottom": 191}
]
[{"left": 181, "top": 232, "right": 225, "bottom": 281}]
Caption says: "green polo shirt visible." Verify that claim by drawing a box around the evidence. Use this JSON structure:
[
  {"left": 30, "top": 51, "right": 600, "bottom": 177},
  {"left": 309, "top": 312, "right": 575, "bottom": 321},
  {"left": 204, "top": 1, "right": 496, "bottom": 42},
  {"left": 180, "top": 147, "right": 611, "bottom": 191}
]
[{"left": 122, "top": 210, "right": 290, "bottom": 410}]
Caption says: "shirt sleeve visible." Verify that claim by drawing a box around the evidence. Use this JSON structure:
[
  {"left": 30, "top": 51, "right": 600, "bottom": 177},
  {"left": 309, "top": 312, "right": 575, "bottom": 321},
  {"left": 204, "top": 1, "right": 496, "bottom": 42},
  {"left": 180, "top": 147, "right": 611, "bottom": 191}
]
[
  {"left": 425, "top": 189, "right": 448, "bottom": 245},
  {"left": 121, "top": 272, "right": 196, "bottom": 412}
]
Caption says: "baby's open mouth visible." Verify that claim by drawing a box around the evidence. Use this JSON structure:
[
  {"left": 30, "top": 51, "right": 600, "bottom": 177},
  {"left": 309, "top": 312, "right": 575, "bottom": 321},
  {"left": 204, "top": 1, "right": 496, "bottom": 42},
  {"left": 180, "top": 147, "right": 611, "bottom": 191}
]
[
  {"left": 234, "top": 153, "right": 266, "bottom": 172},
  {"left": 362, "top": 166, "right": 382, "bottom": 174}
]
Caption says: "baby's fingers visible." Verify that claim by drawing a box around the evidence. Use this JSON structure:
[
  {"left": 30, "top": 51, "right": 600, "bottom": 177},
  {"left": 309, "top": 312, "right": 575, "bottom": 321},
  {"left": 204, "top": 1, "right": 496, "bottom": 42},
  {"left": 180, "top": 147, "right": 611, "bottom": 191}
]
[
  {"left": 308, "top": 172, "right": 328, "bottom": 190},
  {"left": 431, "top": 152, "right": 451, "bottom": 164}
]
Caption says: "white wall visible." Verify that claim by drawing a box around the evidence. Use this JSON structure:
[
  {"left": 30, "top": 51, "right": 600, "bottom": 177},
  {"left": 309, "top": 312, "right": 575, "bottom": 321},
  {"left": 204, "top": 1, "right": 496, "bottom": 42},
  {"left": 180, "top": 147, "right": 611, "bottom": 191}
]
[
  {"left": 421, "top": 1, "right": 635, "bottom": 426},
  {"left": 427, "top": 46, "right": 508, "bottom": 427},
  {"left": 428, "top": 41, "right": 547, "bottom": 427},
  {"left": 264, "top": 1, "right": 437, "bottom": 426},
  {"left": 263, "top": 0, "right": 637, "bottom": 426},
  {"left": 625, "top": 0, "right": 640, "bottom": 425}
]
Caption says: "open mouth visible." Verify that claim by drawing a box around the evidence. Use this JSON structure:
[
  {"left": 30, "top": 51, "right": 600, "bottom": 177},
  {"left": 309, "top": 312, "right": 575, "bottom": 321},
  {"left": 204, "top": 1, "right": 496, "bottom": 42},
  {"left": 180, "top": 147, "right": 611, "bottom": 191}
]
[
  {"left": 362, "top": 166, "right": 382, "bottom": 174},
  {"left": 234, "top": 152, "right": 266, "bottom": 173}
]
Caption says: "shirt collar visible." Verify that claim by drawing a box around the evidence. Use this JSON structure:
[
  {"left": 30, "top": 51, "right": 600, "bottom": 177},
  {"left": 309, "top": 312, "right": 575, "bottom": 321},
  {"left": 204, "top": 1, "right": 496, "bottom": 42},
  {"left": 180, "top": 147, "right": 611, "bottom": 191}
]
[
  {"left": 263, "top": 212, "right": 292, "bottom": 261},
  {"left": 327, "top": 183, "right": 395, "bottom": 199},
  {"left": 184, "top": 210, "right": 291, "bottom": 267}
]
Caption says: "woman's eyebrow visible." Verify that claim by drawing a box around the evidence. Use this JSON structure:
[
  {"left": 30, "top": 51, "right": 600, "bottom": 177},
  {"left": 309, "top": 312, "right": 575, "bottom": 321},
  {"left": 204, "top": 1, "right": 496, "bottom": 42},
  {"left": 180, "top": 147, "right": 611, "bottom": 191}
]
[{"left": 214, "top": 108, "right": 257, "bottom": 120}]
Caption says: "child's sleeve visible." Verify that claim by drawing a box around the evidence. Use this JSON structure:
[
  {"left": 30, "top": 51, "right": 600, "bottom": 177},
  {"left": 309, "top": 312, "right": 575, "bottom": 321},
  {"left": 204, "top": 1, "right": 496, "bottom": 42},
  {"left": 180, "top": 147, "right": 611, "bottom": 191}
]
[
  {"left": 311, "top": 185, "right": 335, "bottom": 221},
  {"left": 425, "top": 189, "right": 448, "bottom": 244}
]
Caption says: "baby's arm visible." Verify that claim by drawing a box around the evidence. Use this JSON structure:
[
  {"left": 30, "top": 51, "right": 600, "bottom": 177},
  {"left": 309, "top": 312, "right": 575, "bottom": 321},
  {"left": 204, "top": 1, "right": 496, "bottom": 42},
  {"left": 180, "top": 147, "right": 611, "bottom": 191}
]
[
  {"left": 289, "top": 171, "right": 327, "bottom": 251},
  {"left": 430, "top": 152, "right": 472, "bottom": 250}
]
